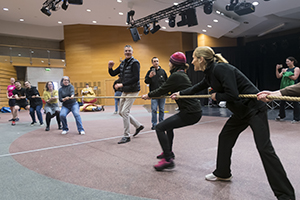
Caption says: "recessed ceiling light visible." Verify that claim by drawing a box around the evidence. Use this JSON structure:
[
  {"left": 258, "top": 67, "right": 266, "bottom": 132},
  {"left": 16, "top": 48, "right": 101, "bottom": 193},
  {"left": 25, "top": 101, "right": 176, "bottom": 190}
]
[
  {"left": 41, "top": 60, "right": 44, "bottom": 63},
  {"left": 20, "top": 19, "right": 24, "bottom": 22},
  {"left": 165, "top": 19, "right": 169, "bottom": 23},
  {"left": 252, "top": 2, "right": 259, "bottom": 6},
  {"left": 207, "top": 25, "right": 212, "bottom": 28},
  {"left": 216, "top": 10, "right": 220, "bottom": 14},
  {"left": 3, "top": 8, "right": 9, "bottom": 11},
  {"left": 62, "top": 60, "right": 65, "bottom": 62},
  {"left": 119, "top": 12, "right": 123, "bottom": 15},
  {"left": 58, "top": 21, "right": 62, "bottom": 24},
  {"left": 86, "top": 9, "right": 91, "bottom": 12},
  {"left": 161, "top": 26, "right": 166, "bottom": 29},
  {"left": 92, "top": 21, "right": 97, "bottom": 23},
  {"left": 202, "top": 29, "right": 207, "bottom": 32},
  {"left": 174, "top": 3, "right": 178, "bottom": 5},
  {"left": 117, "top": 0, "right": 122, "bottom": 2},
  {"left": 213, "top": 19, "right": 218, "bottom": 23}
]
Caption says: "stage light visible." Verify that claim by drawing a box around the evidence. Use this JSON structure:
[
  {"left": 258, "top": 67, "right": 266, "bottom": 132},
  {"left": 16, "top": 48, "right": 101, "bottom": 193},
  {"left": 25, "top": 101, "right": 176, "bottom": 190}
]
[
  {"left": 127, "top": 10, "right": 135, "bottom": 24},
  {"left": 62, "top": 0, "right": 68, "bottom": 10},
  {"left": 130, "top": 27, "right": 140, "bottom": 42},
  {"left": 41, "top": 7, "right": 51, "bottom": 16},
  {"left": 234, "top": 1, "right": 255, "bottom": 16},
  {"left": 143, "top": 24, "right": 150, "bottom": 35},
  {"left": 203, "top": 1, "right": 213, "bottom": 15},
  {"left": 226, "top": 0, "right": 238, "bottom": 11},
  {"left": 177, "top": 12, "right": 188, "bottom": 27},
  {"left": 168, "top": 15, "right": 176, "bottom": 28},
  {"left": 186, "top": 8, "right": 198, "bottom": 27},
  {"left": 150, "top": 21, "right": 161, "bottom": 34}
]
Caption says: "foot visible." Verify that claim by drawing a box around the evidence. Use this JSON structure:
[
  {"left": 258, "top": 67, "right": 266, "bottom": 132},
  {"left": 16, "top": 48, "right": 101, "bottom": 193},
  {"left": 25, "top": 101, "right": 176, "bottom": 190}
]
[
  {"left": 205, "top": 173, "right": 232, "bottom": 181},
  {"left": 291, "top": 120, "right": 300, "bottom": 124},
  {"left": 30, "top": 122, "right": 37, "bottom": 126},
  {"left": 275, "top": 116, "right": 284, "bottom": 121},
  {"left": 8, "top": 118, "right": 13, "bottom": 122},
  {"left": 79, "top": 131, "right": 85, "bottom": 135},
  {"left": 61, "top": 130, "right": 68, "bottom": 135},
  {"left": 11, "top": 121, "right": 16, "bottom": 126},
  {"left": 133, "top": 125, "right": 144, "bottom": 137},
  {"left": 151, "top": 125, "right": 156, "bottom": 130},
  {"left": 114, "top": 111, "right": 118, "bottom": 114},
  {"left": 118, "top": 137, "right": 130, "bottom": 144},
  {"left": 156, "top": 151, "right": 175, "bottom": 160},
  {"left": 15, "top": 118, "right": 19, "bottom": 122},
  {"left": 58, "top": 125, "right": 62, "bottom": 130},
  {"left": 40, "top": 123, "right": 44, "bottom": 126},
  {"left": 154, "top": 158, "right": 175, "bottom": 171},
  {"left": 45, "top": 127, "right": 50, "bottom": 131}
]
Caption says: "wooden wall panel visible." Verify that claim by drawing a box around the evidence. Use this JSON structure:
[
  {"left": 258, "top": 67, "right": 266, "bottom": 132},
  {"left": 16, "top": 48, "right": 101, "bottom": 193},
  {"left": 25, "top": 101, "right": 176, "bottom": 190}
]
[
  {"left": 63, "top": 25, "right": 194, "bottom": 105},
  {"left": 0, "top": 62, "right": 17, "bottom": 108},
  {"left": 198, "top": 34, "right": 237, "bottom": 47}
]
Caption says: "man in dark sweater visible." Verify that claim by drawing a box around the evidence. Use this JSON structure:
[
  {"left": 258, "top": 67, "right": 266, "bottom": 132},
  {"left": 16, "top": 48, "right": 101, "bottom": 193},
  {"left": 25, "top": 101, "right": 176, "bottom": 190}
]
[
  {"left": 108, "top": 45, "right": 144, "bottom": 144},
  {"left": 144, "top": 57, "right": 168, "bottom": 130}
]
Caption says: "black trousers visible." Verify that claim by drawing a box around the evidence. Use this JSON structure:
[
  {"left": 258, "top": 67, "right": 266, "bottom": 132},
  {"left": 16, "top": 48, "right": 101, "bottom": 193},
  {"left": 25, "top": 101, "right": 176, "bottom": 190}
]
[
  {"left": 279, "top": 100, "right": 300, "bottom": 121},
  {"left": 155, "top": 111, "right": 202, "bottom": 161},
  {"left": 213, "top": 108, "right": 295, "bottom": 200},
  {"left": 45, "top": 111, "right": 61, "bottom": 128}
]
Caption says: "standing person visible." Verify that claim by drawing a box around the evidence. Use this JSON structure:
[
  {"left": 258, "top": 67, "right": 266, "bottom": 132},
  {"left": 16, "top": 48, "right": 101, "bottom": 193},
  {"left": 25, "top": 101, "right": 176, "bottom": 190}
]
[
  {"left": 142, "top": 52, "right": 202, "bottom": 171},
  {"left": 108, "top": 45, "right": 144, "bottom": 144},
  {"left": 171, "top": 46, "right": 294, "bottom": 200},
  {"left": 6, "top": 77, "right": 19, "bottom": 122},
  {"left": 81, "top": 83, "right": 96, "bottom": 104},
  {"left": 113, "top": 75, "right": 122, "bottom": 114},
  {"left": 59, "top": 76, "right": 85, "bottom": 135},
  {"left": 144, "top": 57, "right": 168, "bottom": 130},
  {"left": 24, "top": 81, "right": 44, "bottom": 126},
  {"left": 43, "top": 81, "right": 61, "bottom": 131},
  {"left": 11, "top": 80, "right": 30, "bottom": 126},
  {"left": 275, "top": 57, "right": 300, "bottom": 123}
]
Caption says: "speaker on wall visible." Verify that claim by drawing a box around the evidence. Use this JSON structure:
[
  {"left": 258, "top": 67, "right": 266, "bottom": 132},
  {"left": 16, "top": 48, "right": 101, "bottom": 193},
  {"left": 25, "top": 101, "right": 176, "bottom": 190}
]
[{"left": 130, "top": 27, "right": 141, "bottom": 42}]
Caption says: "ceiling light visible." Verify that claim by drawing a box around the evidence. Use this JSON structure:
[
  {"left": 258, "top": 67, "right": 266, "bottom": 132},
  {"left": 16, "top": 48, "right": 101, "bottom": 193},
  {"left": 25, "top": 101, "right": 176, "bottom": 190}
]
[
  {"left": 86, "top": 9, "right": 91, "bottom": 12},
  {"left": 213, "top": 19, "right": 218, "bottom": 23},
  {"left": 20, "top": 19, "right": 24, "bottom": 22},
  {"left": 3, "top": 8, "right": 9, "bottom": 11},
  {"left": 173, "top": 3, "right": 179, "bottom": 6},
  {"left": 165, "top": 19, "right": 169, "bottom": 23},
  {"left": 119, "top": 12, "right": 123, "bottom": 15},
  {"left": 203, "top": 1, "right": 213, "bottom": 15},
  {"left": 117, "top": 0, "right": 122, "bottom": 2},
  {"left": 161, "top": 26, "right": 166, "bottom": 29},
  {"left": 150, "top": 21, "right": 161, "bottom": 34},
  {"left": 216, "top": 10, "right": 221, "bottom": 14},
  {"left": 143, "top": 24, "right": 150, "bottom": 35},
  {"left": 58, "top": 21, "right": 62, "bottom": 24},
  {"left": 168, "top": 15, "right": 176, "bottom": 28},
  {"left": 202, "top": 29, "right": 207, "bottom": 32},
  {"left": 207, "top": 25, "right": 212, "bottom": 28},
  {"left": 92, "top": 21, "right": 97, "bottom": 23},
  {"left": 252, "top": 2, "right": 259, "bottom": 6}
]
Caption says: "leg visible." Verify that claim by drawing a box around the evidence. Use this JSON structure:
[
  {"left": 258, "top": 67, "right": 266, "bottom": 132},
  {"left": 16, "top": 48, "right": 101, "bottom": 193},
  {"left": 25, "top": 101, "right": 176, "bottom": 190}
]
[
  {"left": 249, "top": 110, "right": 295, "bottom": 200},
  {"left": 292, "top": 102, "right": 300, "bottom": 121},
  {"left": 35, "top": 104, "right": 43, "bottom": 124},
  {"left": 29, "top": 107, "right": 36, "bottom": 123},
  {"left": 13, "top": 105, "right": 20, "bottom": 119},
  {"left": 46, "top": 112, "right": 52, "bottom": 128},
  {"left": 213, "top": 116, "right": 248, "bottom": 178},
  {"left": 278, "top": 100, "right": 286, "bottom": 119},
  {"left": 55, "top": 111, "right": 61, "bottom": 128},
  {"left": 71, "top": 102, "right": 84, "bottom": 132},
  {"left": 158, "top": 98, "right": 166, "bottom": 123},
  {"left": 151, "top": 99, "right": 158, "bottom": 127},
  {"left": 60, "top": 106, "right": 71, "bottom": 131}
]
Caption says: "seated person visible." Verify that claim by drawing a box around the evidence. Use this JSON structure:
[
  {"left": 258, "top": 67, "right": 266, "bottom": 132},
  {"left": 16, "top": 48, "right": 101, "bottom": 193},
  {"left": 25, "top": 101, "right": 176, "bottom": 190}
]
[
  {"left": 80, "top": 103, "right": 105, "bottom": 112},
  {"left": 81, "top": 83, "right": 96, "bottom": 104}
]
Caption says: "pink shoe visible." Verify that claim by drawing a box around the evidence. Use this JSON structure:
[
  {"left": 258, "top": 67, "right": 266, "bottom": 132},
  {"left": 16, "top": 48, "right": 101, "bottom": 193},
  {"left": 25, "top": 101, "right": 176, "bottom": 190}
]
[{"left": 154, "top": 158, "right": 175, "bottom": 171}]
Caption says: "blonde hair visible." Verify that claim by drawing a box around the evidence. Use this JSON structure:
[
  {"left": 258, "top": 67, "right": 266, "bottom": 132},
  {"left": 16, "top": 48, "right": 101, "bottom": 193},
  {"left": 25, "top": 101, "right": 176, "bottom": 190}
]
[{"left": 193, "top": 46, "right": 228, "bottom": 64}]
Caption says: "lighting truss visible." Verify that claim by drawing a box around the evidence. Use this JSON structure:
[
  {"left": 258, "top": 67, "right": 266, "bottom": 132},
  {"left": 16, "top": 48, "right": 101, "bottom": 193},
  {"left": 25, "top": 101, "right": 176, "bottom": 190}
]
[{"left": 128, "top": 0, "right": 215, "bottom": 28}]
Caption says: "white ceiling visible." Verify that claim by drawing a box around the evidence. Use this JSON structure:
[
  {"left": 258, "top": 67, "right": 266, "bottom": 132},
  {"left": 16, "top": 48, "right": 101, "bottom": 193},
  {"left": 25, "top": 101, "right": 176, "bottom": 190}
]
[{"left": 0, "top": 0, "right": 300, "bottom": 41}]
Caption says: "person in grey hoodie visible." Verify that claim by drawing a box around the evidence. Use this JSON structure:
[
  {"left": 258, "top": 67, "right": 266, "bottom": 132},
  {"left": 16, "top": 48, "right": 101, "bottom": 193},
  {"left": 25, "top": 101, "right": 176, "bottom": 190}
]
[{"left": 59, "top": 76, "right": 85, "bottom": 135}]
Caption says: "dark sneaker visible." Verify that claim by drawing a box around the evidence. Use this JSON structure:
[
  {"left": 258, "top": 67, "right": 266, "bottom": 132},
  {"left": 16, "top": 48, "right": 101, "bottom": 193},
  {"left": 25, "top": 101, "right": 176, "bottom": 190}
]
[
  {"left": 58, "top": 125, "right": 62, "bottom": 130},
  {"left": 11, "top": 121, "right": 16, "bottom": 126},
  {"left": 154, "top": 158, "right": 175, "bottom": 171},
  {"left": 275, "top": 116, "right": 284, "bottom": 121},
  {"left": 45, "top": 127, "right": 50, "bottom": 131},
  {"left": 156, "top": 151, "right": 175, "bottom": 160},
  {"left": 133, "top": 125, "right": 144, "bottom": 137},
  {"left": 30, "top": 122, "right": 37, "bottom": 126},
  {"left": 8, "top": 118, "right": 13, "bottom": 122},
  {"left": 118, "top": 137, "right": 130, "bottom": 144},
  {"left": 151, "top": 125, "right": 156, "bottom": 130}
]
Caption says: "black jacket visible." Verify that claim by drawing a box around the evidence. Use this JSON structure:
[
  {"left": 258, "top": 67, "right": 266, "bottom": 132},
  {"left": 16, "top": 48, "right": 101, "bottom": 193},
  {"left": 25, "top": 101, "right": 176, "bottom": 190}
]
[
  {"left": 148, "top": 65, "right": 201, "bottom": 114},
  {"left": 26, "top": 86, "right": 43, "bottom": 108},
  {"left": 180, "top": 62, "right": 265, "bottom": 119},
  {"left": 144, "top": 66, "right": 168, "bottom": 92}
]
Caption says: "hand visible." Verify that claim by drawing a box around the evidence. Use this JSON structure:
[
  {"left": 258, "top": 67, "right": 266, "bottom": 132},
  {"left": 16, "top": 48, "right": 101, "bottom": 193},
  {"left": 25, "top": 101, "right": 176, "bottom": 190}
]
[
  {"left": 141, "top": 94, "right": 150, "bottom": 100},
  {"left": 149, "top": 71, "right": 156, "bottom": 78},
  {"left": 108, "top": 61, "right": 115, "bottom": 69},
  {"left": 114, "top": 83, "right": 123, "bottom": 90},
  {"left": 282, "top": 68, "right": 287, "bottom": 73},
  {"left": 170, "top": 92, "right": 180, "bottom": 100},
  {"left": 15, "top": 96, "right": 20, "bottom": 100},
  {"left": 211, "top": 93, "right": 216, "bottom": 101},
  {"left": 276, "top": 64, "right": 283, "bottom": 69},
  {"left": 31, "top": 96, "right": 36, "bottom": 98}
]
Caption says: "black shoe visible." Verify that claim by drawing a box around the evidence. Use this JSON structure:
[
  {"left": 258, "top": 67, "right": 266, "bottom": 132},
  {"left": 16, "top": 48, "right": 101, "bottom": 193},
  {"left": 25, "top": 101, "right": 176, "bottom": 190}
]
[
  {"left": 157, "top": 151, "right": 175, "bottom": 160},
  {"left": 30, "top": 122, "right": 37, "bottom": 126},
  {"left": 151, "top": 125, "right": 156, "bottom": 130},
  {"left": 102, "top": 106, "right": 105, "bottom": 111},
  {"left": 58, "top": 125, "right": 62, "bottom": 130},
  {"left": 8, "top": 118, "right": 13, "bottom": 122},
  {"left": 45, "top": 127, "right": 50, "bottom": 131},
  {"left": 118, "top": 137, "right": 130, "bottom": 144},
  {"left": 133, "top": 125, "right": 144, "bottom": 137}
]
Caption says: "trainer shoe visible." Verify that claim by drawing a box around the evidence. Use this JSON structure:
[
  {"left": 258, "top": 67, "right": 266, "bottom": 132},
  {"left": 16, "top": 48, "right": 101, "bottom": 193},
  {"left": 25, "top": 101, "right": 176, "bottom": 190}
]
[
  {"left": 58, "top": 125, "right": 62, "bottom": 130},
  {"left": 40, "top": 123, "right": 44, "bottom": 126},
  {"left": 30, "top": 122, "right": 37, "bottom": 126},
  {"left": 79, "top": 131, "right": 85, "bottom": 135},
  {"left": 61, "top": 130, "right": 68, "bottom": 135},
  {"left": 8, "top": 118, "right": 13, "bottom": 122},
  {"left": 133, "top": 125, "right": 144, "bottom": 137},
  {"left": 118, "top": 137, "right": 130, "bottom": 144},
  {"left": 45, "top": 127, "right": 50, "bottom": 131},
  {"left": 205, "top": 173, "right": 232, "bottom": 181},
  {"left": 156, "top": 151, "right": 175, "bottom": 160},
  {"left": 16, "top": 118, "right": 19, "bottom": 122},
  {"left": 275, "top": 116, "right": 284, "bottom": 121},
  {"left": 11, "top": 121, "right": 16, "bottom": 126},
  {"left": 154, "top": 158, "right": 175, "bottom": 171},
  {"left": 291, "top": 120, "right": 300, "bottom": 124}
]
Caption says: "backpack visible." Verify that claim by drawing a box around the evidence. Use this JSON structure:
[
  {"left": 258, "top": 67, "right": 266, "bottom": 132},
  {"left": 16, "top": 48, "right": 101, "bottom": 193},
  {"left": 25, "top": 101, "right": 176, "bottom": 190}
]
[{"left": 1, "top": 107, "right": 11, "bottom": 113}]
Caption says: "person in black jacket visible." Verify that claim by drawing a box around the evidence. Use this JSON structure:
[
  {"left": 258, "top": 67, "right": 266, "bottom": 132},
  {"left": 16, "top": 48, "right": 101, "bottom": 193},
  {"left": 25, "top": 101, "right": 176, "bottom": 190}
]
[
  {"left": 144, "top": 57, "right": 168, "bottom": 130},
  {"left": 171, "top": 46, "right": 294, "bottom": 200},
  {"left": 24, "top": 81, "right": 44, "bottom": 126},
  {"left": 142, "top": 52, "right": 202, "bottom": 171},
  {"left": 113, "top": 75, "right": 122, "bottom": 114},
  {"left": 108, "top": 45, "right": 144, "bottom": 144}
]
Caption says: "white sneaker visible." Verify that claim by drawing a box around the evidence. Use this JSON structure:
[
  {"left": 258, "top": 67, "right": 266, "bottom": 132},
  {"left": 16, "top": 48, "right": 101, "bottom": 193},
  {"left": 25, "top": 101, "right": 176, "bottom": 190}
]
[
  {"left": 79, "top": 131, "right": 85, "bottom": 135},
  {"left": 61, "top": 130, "right": 68, "bottom": 135},
  {"left": 205, "top": 173, "right": 232, "bottom": 181}
]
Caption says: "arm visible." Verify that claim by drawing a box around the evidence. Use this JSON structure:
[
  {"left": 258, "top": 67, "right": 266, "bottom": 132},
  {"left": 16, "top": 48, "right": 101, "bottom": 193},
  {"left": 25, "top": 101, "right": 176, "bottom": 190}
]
[
  {"left": 179, "top": 79, "right": 209, "bottom": 95},
  {"left": 288, "top": 67, "right": 300, "bottom": 81},
  {"left": 144, "top": 70, "right": 152, "bottom": 84},
  {"left": 108, "top": 61, "right": 121, "bottom": 77},
  {"left": 257, "top": 90, "right": 282, "bottom": 102}
]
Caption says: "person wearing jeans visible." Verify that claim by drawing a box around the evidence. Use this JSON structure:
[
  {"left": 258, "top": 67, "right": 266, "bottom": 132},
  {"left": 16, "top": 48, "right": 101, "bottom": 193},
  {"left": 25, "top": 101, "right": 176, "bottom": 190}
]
[
  {"left": 24, "top": 81, "right": 44, "bottom": 126},
  {"left": 59, "top": 76, "right": 85, "bottom": 135},
  {"left": 113, "top": 75, "right": 122, "bottom": 114}
]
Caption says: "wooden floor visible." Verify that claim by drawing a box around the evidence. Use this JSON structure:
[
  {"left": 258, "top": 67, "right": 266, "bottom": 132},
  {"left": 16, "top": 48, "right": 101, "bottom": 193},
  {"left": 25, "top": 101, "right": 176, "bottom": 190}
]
[{"left": 0, "top": 104, "right": 299, "bottom": 200}]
